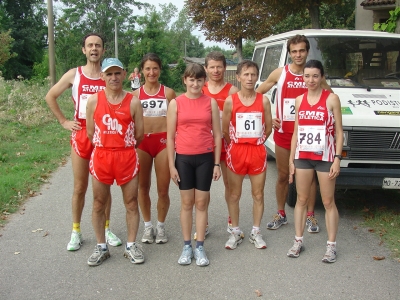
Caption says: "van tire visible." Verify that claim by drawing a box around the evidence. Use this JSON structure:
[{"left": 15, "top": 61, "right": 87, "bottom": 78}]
[{"left": 287, "top": 178, "right": 297, "bottom": 207}]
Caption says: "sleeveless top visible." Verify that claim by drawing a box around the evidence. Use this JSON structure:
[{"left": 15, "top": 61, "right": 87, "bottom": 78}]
[
  {"left": 295, "top": 90, "right": 336, "bottom": 162},
  {"left": 276, "top": 65, "right": 308, "bottom": 134},
  {"left": 92, "top": 91, "right": 136, "bottom": 148},
  {"left": 131, "top": 74, "right": 141, "bottom": 89},
  {"left": 138, "top": 84, "right": 168, "bottom": 117},
  {"left": 229, "top": 93, "right": 265, "bottom": 145},
  {"left": 71, "top": 66, "right": 105, "bottom": 126},
  {"left": 175, "top": 94, "right": 214, "bottom": 155},
  {"left": 202, "top": 82, "right": 233, "bottom": 111}
]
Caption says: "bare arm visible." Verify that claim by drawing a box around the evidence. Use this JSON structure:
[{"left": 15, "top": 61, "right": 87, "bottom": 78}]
[
  {"left": 255, "top": 67, "right": 282, "bottom": 94},
  {"left": 166, "top": 99, "right": 179, "bottom": 185},
  {"left": 321, "top": 78, "right": 333, "bottom": 93},
  {"left": 165, "top": 87, "right": 177, "bottom": 102},
  {"left": 263, "top": 95, "right": 272, "bottom": 141},
  {"left": 327, "top": 93, "right": 343, "bottom": 179},
  {"left": 288, "top": 95, "right": 302, "bottom": 184},
  {"left": 211, "top": 98, "right": 222, "bottom": 181},
  {"left": 128, "top": 73, "right": 134, "bottom": 81},
  {"left": 45, "top": 68, "right": 81, "bottom": 131},
  {"left": 86, "top": 94, "right": 98, "bottom": 143},
  {"left": 222, "top": 96, "right": 233, "bottom": 145},
  {"left": 131, "top": 95, "right": 144, "bottom": 147}
]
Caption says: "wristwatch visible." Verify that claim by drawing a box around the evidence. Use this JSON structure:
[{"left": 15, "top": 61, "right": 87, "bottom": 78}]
[{"left": 334, "top": 155, "right": 342, "bottom": 160}]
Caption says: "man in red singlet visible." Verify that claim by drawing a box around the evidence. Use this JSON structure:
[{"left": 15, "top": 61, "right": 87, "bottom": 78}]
[
  {"left": 86, "top": 58, "right": 144, "bottom": 266},
  {"left": 193, "top": 52, "right": 239, "bottom": 240},
  {"left": 256, "top": 35, "right": 332, "bottom": 233},
  {"left": 45, "top": 33, "right": 122, "bottom": 251}
]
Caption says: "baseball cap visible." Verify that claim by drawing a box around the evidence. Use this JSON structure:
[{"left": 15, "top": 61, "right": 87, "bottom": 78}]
[{"left": 101, "top": 58, "right": 124, "bottom": 72}]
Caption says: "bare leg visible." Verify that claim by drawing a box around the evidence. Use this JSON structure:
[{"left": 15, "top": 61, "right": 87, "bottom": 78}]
[
  {"left": 194, "top": 190, "right": 210, "bottom": 241},
  {"left": 248, "top": 171, "right": 266, "bottom": 227},
  {"left": 180, "top": 189, "right": 195, "bottom": 241},
  {"left": 71, "top": 148, "right": 89, "bottom": 224},
  {"left": 121, "top": 176, "right": 140, "bottom": 242},
  {"left": 91, "top": 178, "right": 109, "bottom": 244},
  {"left": 293, "top": 168, "right": 314, "bottom": 237},
  {"left": 274, "top": 145, "right": 290, "bottom": 211},
  {"left": 154, "top": 149, "right": 170, "bottom": 223},
  {"left": 226, "top": 169, "right": 245, "bottom": 227},
  {"left": 137, "top": 149, "right": 153, "bottom": 223}
]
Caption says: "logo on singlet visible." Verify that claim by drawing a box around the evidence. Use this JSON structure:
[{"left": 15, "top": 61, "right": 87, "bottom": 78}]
[
  {"left": 286, "top": 81, "right": 307, "bottom": 89},
  {"left": 298, "top": 111, "right": 325, "bottom": 121},
  {"left": 102, "top": 114, "right": 123, "bottom": 134},
  {"left": 82, "top": 85, "right": 105, "bottom": 93}
]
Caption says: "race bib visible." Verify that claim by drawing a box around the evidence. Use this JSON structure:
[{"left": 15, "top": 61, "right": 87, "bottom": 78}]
[
  {"left": 283, "top": 98, "right": 295, "bottom": 121},
  {"left": 298, "top": 125, "right": 326, "bottom": 152},
  {"left": 78, "top": 94, "right": 91, "bottom": 119},
  {"left": 235, "top": 112, "right": 262, "bottom": 138},
  {"left": 141, "top": 98, "right": 167, "bottom": 117}
]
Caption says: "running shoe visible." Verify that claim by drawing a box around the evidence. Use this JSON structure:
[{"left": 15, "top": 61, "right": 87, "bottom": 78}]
[
  {"left": 225, "top": 229, "right": 244, "bottom": 250},
  {"left": 141, "top": 226, "right": 155, "bottom": 244},
  {"left": 287, "top": 239, "right": 303, "bottom": 258},
  {"left": 87, "top": 245, "right": 110, "bottom": 266},
  {"left": 194, "top": 246, "right": 209, "bottom": 267},
  {"left": 322, "top": 243, "right": 337, "bottom": 263},
  {"left": 249, "top": 230, "right": 267, "bottom": 249},
  {"left": 193, "top": 224, "right": 209, "bottom": 240},
  {"left": 67, "top": 231, "right": 83, "bottom": 251},
  {"left": 266, "top": 213, "right": 288, "bottom": 230},
  {"left": 105, "top": 229, "right": 122, "bottom": 246},
  {"left": 155, "top": 225, "right": 168, "bottom": 244},
  {"left": 178, "top": 245, "right": 193, "bottom": 265},
  {"left": 306, "top": 215, "right": 320, "bottom": 233},
  {"left": 124, "top": 243, "right": 145, "bottom": 264}
]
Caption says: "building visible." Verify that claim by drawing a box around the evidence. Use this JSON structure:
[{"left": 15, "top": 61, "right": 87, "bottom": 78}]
[{"left": 356, "top": 0, "right": 397, "bottom": 30}]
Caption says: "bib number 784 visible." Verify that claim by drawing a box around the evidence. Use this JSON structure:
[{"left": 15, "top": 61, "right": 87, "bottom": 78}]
[{"left": 298, "top": 125, "right": 325, "bottom": 152}]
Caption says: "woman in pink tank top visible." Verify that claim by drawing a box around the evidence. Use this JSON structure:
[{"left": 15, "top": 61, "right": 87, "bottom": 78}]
[{"left": 167, "top": 63, "right": 221, "bottom": 267}]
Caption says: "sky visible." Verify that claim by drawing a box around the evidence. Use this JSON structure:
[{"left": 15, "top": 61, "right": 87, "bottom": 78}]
[{"left": 139, "top": 0, "right": 231, "bottom": 50}]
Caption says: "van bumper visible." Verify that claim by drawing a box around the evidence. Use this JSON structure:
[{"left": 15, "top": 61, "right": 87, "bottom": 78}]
[{"left": 336, "top": 167, "right": 400, "bottom": 189}]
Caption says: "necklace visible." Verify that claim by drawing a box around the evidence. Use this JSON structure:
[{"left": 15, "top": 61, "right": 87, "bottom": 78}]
[{"left": 106, "top": 92, "right": 124, "bottom": 111}]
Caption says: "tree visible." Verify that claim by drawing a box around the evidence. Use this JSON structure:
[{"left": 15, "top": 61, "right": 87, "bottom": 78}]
[
  {"left": 185, "top": 0, "right": 283, "bottom": 62},
  {"left": 0, "top": 30, "right": 17, "bottom": 67},
  {"left": 0, "top": 0, "right": 47, "bottom": 79}
]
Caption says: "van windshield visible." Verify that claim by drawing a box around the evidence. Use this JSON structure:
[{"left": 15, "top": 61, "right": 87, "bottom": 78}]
[{"left": 291, "top": 36, "right": 400, "bottom": 89}]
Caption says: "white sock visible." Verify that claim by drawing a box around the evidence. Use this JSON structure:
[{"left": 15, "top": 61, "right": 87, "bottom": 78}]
[
  {"left": 252, "top": 226, "right": 260, "bottom": 232},
  {"left": 98, "top": 243, "right": 107, "bottom": 250},
  {"left": 144, "top": 221, "right": 152, "bottom": 227},
  {"left": 157, "top": 221, "right": 165, "bottom": 227},
  {"left": 126, "top": 242, "right": 134, "bottom": 248},
  {"left": 327, "top": 241, "right": 336, "bottom": 246},
  {"left": 295, "top": 236, "right": 303, "bottom": 242}
]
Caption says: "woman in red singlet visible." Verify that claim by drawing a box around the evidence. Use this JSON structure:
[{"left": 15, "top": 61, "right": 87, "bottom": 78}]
[{"left": 288, "top": 59, "right": 343, "bottom": 263}]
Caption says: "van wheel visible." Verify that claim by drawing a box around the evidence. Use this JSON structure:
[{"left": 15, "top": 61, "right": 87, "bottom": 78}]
[{"left": 286, "top": 177, "right": 297, "bottom": 207}]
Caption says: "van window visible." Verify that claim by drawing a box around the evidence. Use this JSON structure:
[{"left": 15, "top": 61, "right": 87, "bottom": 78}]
[
  {"left": 253, "top": 47, "right": 265, "bottom": 71},
  {"left": 260, "top": 44, "right": 284, "bottom": 81},
  {"left": 306, "top": 36, "right": 400, "bottom": 89}
]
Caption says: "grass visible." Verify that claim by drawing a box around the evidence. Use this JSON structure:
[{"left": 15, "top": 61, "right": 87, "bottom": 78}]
[
  {"left": 336, "top": 189, "right": 400, "bottom": 261},
  {"left": 0, "top": 77, "right": 72, "bottom": 221}
]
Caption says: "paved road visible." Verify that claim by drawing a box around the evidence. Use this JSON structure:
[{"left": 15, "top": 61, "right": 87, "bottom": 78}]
[{"left": 1, "top": 158, "right": 399, "bottom": 299}]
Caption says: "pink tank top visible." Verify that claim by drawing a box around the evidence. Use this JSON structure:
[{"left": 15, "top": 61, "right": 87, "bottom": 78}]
[{"left": 175, "top": 94, "right": 214, "bottom": 155}]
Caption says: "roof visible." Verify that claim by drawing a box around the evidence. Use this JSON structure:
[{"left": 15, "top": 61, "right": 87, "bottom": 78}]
[{"left": 360, "top": 0, "right": 395, "bottom": 6}]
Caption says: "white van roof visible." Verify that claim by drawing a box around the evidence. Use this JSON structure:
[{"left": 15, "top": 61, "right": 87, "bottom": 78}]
[{"left": 255, "top": 29, "right": 400, "bottom": 45}]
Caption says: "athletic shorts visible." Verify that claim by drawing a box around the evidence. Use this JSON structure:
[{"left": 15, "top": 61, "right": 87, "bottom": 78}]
[
  {"left": 175, "top": 152, "right": 214, "bottom": 191},
  {"left": 70, "top": 126, "right": 94, "bottom": 160},
  {"left": 137, "top": 132, "right": 167, "bottom": 158},
  {"left": 226, "top": 143, "right": 267, "bottom": 175},
  {"left": 90, "top": 147, "right": 139, "bottom": 185},
  {"left": 294, "top": 159, "right": 332, "bottom": 172},
  {"left": 273, "top": 130, "right": 293, "bottom": 150}
]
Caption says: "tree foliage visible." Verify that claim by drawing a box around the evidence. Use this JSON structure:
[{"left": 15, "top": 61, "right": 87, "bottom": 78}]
[
  {"left": 0, "top": 30, "right": 17, "bottom": 67},
  {"left": 374, "top": 7, "right": 400, "bottom": 33}
]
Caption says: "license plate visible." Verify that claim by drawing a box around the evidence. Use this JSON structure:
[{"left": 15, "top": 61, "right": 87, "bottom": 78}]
[{"left": 382, "top": 178, "right": 400, "bottom": 189}]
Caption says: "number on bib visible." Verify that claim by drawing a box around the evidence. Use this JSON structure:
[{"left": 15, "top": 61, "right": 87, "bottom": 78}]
[
  {"left": 235, "top": 112, "right": 262, "bottom": 138},
  {"left": 298, "top": 125, "right": 326, "bottom": 152},
  {"left": 283, "top": 98, "right": 295, "bottom": 121}
]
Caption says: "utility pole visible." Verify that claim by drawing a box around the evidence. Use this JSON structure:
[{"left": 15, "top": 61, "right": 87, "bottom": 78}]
[
  {"left": 47, "top": 0, "right": 56, "bottom": 86},
  {"left": 114, "top": 21, "right": 118, "bottom": 58}
]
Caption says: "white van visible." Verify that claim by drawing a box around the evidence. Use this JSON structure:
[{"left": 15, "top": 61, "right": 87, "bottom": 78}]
[{"left": 253, "top": 29, "right": 400, "bottom": 206}]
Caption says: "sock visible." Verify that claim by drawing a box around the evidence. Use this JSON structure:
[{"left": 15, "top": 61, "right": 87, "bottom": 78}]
[
  {"left": 157, "top": 221, "right": 165, "bottom": 227},
  {"left": 307, "top": 211, "right": 314, "bottom": 217},
  {"left": 278, "top": 210, "right": 286, "bottom": 217},
  {"left": 252, "top": 226, "right": 260, "bottom": 232},
  {"left": 184, "top": 240, "right": 191, "bottom": 246},
  {"left": 196, "top": 241, "right": 204, "bottom": 248},
  {"left": 295, "top": 236, "right": 303, "bottom": 242},
  {"left": 98, "top": 243, "right": 107, "bottom": 250},
  {"left": 105, "top": 220, "right": 110, "bottom": 230},
  {"left": 327, "top": 241, "right": 336, "bottom": 246},
  {"left": 232, "top": 227, "right": 241, "bottom": 234},
  {"left": 144, "top": 221, "right": 152, "bottom": 227},
  {"left": 72, "top": 223, "right": 80, "bottom": 233},
  {"left": 127, "top": 242, "right": 134, "bottom": 249}
]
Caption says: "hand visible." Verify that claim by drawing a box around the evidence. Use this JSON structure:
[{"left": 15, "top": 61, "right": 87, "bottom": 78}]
[
  {"left": 272, "top": 118, "right": 281, "bottom": 130},
  {"left": 170, "top": 167, "right": 180, "bottom": 186},
  {"left": 61, "top": 120, "right": 82, "bottom": 132},
  {"left": 213, "top": 166, "right": 221, "bottom": 181},
  {"left": 328, "top": 160, "right": 340, "bottom": 179},
  {"left": 288, "top": 162, "right": 295, "bottom": 184}
]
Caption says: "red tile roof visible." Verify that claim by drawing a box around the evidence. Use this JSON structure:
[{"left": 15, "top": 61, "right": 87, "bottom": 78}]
[{"left": 361, "top": 0, "right": 396, "bottom": 6}]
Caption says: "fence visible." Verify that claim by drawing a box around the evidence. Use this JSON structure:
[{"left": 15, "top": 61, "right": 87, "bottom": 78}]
[{"left": 224, "top": 69, "right": 241, "bottom": 89}]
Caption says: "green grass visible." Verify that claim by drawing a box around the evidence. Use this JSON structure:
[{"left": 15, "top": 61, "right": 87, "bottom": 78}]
[
  {"left": 336, "top": 189, "right": 400, "bottom": 260},
  {"left": 0, "top": 77, "right": 72, "bottom": 220}
]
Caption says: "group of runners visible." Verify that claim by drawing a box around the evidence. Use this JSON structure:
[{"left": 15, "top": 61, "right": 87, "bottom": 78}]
[{"left": 45, "top": 32, "right": 342, "bottom": 267}]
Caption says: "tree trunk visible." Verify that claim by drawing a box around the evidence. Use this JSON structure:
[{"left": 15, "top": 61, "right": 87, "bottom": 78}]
[
  {"left": 235, "top": 38, "right": 243, "bottom": 62},
  {"left": 308, "top": 2, "right": 321, "bottom": 29}
]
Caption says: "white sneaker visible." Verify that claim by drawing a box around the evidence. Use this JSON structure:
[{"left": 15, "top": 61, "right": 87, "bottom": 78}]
[
  {"left": 193, "top": 225, "right": 209, "bottom": 240},
  {"left": 155, "top": 225, "right": 168, "bottom": 244},
  {"left": 67, "top": 231, "right": 83, "bottom": 251},
  {"left": 225, "top": 229, "right": 244, "bottom": 250},
  {"left": 249, "top": 230, "right": 267, "bottom": 249},
  {"left": 141, "top": 226, "right": 155, "bottom": 244},
  {"left": 105, "top": 229, "right": 122, "bottom": 247}
]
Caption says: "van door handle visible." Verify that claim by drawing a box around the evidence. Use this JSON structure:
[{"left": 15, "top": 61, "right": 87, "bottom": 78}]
[{"left": 271, "top": 88, "right": 277, "bottom": 104}]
